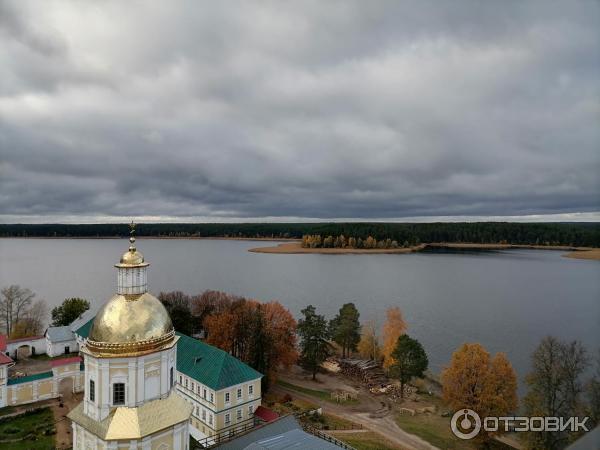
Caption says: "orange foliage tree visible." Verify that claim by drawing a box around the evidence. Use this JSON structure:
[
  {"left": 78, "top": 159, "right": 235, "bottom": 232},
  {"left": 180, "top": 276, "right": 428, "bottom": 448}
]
[
  {"left": 202, "top": 292, "right": 297, "bottom": 390},
  {"left": 441, "top": 343, "right": 518, "bottom": 442},
  {"left": 382, "top": 307, "right": 407, "bottom": 368}
]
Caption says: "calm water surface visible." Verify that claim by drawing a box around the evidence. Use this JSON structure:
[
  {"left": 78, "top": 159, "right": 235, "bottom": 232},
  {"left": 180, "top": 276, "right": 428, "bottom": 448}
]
[{"left": 1, "top": 238, "right": 598, "bottom": 388}]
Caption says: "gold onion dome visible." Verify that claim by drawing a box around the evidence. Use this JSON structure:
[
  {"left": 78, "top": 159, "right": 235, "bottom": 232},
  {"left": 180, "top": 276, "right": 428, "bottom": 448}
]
[
  {"left": 86, "top": 222, "right": 175, "bottom": 357},
  {"left": 87, "top": 293, "right": 174, "bottom": 356}
]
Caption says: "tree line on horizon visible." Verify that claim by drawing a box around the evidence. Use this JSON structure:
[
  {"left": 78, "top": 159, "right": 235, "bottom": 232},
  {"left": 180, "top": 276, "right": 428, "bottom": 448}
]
[{"left": 1, "top": 222, "right": 599, "bottom": 247}]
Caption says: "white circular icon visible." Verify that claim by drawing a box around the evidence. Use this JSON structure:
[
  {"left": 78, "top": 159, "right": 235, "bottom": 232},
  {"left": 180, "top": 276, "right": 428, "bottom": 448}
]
[{"left": 451, "top": 409, "right": 481, "bottom": 440}]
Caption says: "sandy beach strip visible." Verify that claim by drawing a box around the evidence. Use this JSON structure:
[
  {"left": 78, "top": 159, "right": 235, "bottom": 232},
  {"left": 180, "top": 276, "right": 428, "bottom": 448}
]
[{"left": 249, "top": 241, "right": 600, "bottom": 260}]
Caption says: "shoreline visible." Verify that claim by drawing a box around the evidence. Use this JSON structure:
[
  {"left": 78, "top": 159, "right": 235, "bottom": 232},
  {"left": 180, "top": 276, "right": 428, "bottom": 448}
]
[
  {"left": 2, "top": 236, "right": 598, "bottom": 260},
  {"left": 249, "top": 241, "right": 600, "bottom": 260}
]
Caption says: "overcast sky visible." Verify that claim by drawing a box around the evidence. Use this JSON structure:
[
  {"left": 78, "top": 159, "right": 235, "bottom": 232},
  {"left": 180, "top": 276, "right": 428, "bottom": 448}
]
[{"left": 0, "top": 1, "right": 598, "bottom": 223}]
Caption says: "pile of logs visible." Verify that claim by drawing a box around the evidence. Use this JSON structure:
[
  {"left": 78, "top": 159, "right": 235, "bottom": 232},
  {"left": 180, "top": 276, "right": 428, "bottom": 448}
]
[{"left": 338, "top": 358, "right": 388, "bottom": 387}]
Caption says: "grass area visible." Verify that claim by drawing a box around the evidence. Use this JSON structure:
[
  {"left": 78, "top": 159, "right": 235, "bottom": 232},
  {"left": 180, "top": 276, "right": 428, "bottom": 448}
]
[
  {"left": 0, "top": 407, "right": 55, "bottom": 450},
  {"left": 396, "top": 412, "right": 469, "bottom": 449},
  {"left": 276, "top": 379, "right": 358, "bottom": 404},
  {"left": 276, "top": 380, "right": 332, "bottom": 400},
  {"left": 330, "top": 431, "right": 402, "bottom": 450}
]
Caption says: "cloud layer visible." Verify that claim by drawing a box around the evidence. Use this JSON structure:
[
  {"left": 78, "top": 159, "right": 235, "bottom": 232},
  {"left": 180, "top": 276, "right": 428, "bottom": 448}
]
[{"left": 0, "top": 0, "right": 598, "bottom": 222}]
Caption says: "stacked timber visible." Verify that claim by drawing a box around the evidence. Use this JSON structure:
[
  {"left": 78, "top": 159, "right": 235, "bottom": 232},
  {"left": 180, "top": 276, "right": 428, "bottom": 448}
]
[{"left": 338, "top": 358, "right": 388, "bottom": 387}]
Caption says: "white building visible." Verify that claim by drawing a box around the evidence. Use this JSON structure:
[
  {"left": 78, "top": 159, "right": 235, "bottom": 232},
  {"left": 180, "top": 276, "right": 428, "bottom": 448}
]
[
  {"left": 45, "top": 326, "right": 78, "bottom": 357},
  {"left": 68, "top": 229, "right": 192, "bottom": 450},
  {"left": 66, "top": 226, "right": 263, "bottom": 449}
]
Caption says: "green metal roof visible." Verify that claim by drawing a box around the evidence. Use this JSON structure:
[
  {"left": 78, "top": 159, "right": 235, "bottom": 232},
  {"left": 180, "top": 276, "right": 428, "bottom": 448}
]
[
  {"left": 8, "top": 370, "right": 53, "bottom": 385},
  {"left": 176, "top": 332, "right": 262, "bottom": 391},
  {"left": 75, "top": 317, "right": 94, "bottom": 339}
]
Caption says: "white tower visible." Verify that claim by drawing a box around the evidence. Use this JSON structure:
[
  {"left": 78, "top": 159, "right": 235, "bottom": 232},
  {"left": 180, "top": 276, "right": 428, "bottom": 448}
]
[{"left": 68, "top": 223, "right": 192, "bottom": 450}]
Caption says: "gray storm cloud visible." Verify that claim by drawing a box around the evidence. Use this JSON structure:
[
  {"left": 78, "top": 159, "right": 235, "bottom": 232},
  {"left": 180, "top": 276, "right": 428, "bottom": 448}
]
[{"left": 0, "top": 0, "right": 598, "bottom": 222}]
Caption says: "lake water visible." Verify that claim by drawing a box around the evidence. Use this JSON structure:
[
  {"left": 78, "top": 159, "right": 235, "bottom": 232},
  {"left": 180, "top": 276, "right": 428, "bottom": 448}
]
[{"left": 1, "top": 238, "right": 598, "bottom": 389}]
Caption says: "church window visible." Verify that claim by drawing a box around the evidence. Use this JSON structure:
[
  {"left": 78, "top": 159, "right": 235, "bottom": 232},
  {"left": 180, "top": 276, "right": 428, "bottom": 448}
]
[{"left": 113, "top": 383, "right": 125, "bottom": 405}]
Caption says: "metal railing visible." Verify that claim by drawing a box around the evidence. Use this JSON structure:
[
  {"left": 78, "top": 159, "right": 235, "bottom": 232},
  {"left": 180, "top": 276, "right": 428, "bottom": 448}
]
[{"left": 301, "top": 423, "right": 358, "bottom": 450}]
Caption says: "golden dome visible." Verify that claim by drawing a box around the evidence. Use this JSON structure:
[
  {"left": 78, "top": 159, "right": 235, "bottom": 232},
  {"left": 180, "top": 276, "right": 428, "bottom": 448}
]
[
  {"left": 87, "top": 292, "right": 175, "bottom": 356},
  {"left": 118, "top": 248, "right": 146, "bottom": 266}
]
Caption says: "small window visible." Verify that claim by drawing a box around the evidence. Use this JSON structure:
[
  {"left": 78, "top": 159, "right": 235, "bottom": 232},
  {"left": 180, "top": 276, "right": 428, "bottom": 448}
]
[
  {"left": 191, "top": 382, "right": 195, "bottom": 391},
  {"left": 196, "top": 406, "right": 199, "bottom": 415},
  {"left": 225, "top": 392, "right": 230, "bottom": 402},
  {"left": 179, "top": 375, "right": 182, "bottom": 384},
  {"left": 170, "top": 367, "right": 174, "bottom": 388},
  {"left": 237, "top": 409, "right": 242, "bottom": 420},
  {"left": 202, "top": 409, "right": 206, "bottom": 421},
  {"left": 209, "top": 414, "right": 213, "bottom": 425},
  {"left": 203, "top": 388, "right": 207, "bottom": 399},
  {"left": 185, "top": 378, "right": 188, "bottom": 388},
  {"left": 89, "top": 380, "right": 95, "bottom": 402},
  {"left": 248, "top": 405, "right": 254, "bottom": 414},
  {"left": 113, "top": 383, "right": 125, "bottom": 405},
  {"left": 197, "top": 384, "right": 201, "bottom": 394},
  {"left": 248, "top": 385, "right": 253, "bottom": 395},
  {"left": 237, "top": 388, "right": 242, "bottom": 399},
  {"left": 225, "top": 413, "right": 230, "bottom": 424},
  {"left": 210, "top": 392, "right": 214, "bottom": 403}
]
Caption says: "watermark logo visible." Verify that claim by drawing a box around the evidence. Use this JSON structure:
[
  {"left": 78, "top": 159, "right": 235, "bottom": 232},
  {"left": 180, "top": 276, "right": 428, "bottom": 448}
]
[
  {"left": 450, "top": 409, "right": 590, "bottom": 440},
  {"left": 451, "top": 409, "right": 481, "bottom": 440}
]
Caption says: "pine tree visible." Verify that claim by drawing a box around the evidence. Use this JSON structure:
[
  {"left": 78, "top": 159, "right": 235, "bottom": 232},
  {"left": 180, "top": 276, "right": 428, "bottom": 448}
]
[{"left": 298, "top": 305, "right": 331, "bottom": 380}]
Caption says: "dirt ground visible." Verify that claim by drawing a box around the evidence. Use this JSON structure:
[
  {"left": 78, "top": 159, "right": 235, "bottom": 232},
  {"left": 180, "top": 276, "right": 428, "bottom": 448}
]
[
  {"left": 275, "top": 366, "right": 439, "bottom": 450},
  {"left": 9, "top": 356, "right": 52, "bottom": 377},
  {"left": 52, "top": 390, "right": 82, "bottom": 449}
]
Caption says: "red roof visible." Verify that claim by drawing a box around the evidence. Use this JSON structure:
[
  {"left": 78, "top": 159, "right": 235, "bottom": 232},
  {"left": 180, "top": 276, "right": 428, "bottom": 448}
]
[
  {"left": 0, "top": 352, "right": 13, "bottom": 365},
  {"left": 6, "top": 335, "right": 44, "bottom": 344},
  {"left": 50, "top": 356, "right": 82, "bottom": 368},
  {"left": 0, "top": 334, "right": 6, "bottom": 351},
  {"left": 254, "top": 405, "right": 279, "bottom": 423}
]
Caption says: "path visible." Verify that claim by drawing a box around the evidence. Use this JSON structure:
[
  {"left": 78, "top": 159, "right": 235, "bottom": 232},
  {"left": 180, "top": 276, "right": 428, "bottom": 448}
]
[{"left": 271, "top": 384, "right": 438, "bottom": 450}]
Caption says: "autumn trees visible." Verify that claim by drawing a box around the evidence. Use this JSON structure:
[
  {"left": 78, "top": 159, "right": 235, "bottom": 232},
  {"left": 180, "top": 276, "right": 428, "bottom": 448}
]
[
  {"left": 0, "top": 285, "right": 48, "bottom": 337},
  {"left": 159, "top": 289, "right": 297, "bottom": 390},
  {"left": 442, "top": 343, "right": 518, "bottom": 443},
  {"left": 357, "top": 321, "right": 381, "bottom": 360},
  {"left": 302, "top": 234, "right": 402, "bottom": 249},
  {"left": 382, "top": 307, "right": 407, "bottom": 368}
]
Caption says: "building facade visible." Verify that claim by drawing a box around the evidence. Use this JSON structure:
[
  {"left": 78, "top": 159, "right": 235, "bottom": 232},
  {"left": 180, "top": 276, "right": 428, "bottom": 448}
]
[
  {"left": 65, "top": 227, "right": 263, "bottom": 448},
  {"left": 68, "top": 230, "right": 192, "bottom": 450}
]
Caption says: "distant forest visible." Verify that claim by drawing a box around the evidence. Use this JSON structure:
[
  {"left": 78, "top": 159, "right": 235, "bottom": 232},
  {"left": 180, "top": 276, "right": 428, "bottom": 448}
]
[{"left": 1, "top": 222, "right": 599, "bottom": 247}]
